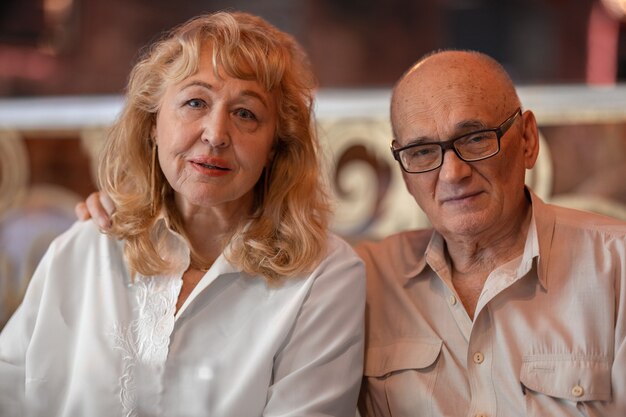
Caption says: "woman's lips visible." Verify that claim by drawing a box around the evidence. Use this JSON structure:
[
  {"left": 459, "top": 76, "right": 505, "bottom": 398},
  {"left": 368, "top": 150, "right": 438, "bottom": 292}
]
[
  {"left": 196, "top": 162, "right": 229, "bottom": 170},
  {"left": 190, "top": 157, "right": 232, "bottom": 176}
]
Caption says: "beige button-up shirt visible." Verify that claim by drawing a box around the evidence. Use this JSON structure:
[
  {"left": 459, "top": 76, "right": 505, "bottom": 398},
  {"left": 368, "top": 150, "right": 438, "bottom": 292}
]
[{"left": 356, "top": 190, "right": 626, "bottom": 417}]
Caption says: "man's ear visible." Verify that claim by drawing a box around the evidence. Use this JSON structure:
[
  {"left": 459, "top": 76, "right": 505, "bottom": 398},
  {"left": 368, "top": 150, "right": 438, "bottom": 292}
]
[{"left": 520, "top": 110, "right": 540, "bottom": 170}]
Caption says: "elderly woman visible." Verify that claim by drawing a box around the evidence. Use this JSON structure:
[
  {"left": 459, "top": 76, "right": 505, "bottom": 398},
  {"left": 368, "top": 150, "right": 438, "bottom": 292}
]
[{"left": 0, "top": 11, "right": 365, "bottom": 417}]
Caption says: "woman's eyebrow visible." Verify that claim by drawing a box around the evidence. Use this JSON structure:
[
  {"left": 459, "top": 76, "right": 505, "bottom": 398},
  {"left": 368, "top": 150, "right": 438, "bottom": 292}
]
[
  {"left": 180, "top": 80, "right": 213, "bottom": 91},
  {"left": 239, "top": 90, "right": 269, "bottom": 108},
  {"left": 180, "top": 81, "right": 269, "bottom": 108}
]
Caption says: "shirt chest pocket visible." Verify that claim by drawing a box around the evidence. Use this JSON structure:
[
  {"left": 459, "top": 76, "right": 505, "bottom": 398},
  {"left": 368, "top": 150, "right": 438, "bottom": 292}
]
[
  {"left": 520, "top": 355, "right": 612, "bottom": 416},
  {"left": 363, "top": 339, "right": 442, "bottom": 417}
]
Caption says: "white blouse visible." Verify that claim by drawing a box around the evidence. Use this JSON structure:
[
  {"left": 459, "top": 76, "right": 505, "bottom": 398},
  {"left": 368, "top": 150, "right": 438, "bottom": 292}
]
[{"left": 0, "top": 220, "right": 365, "bottom": 417}]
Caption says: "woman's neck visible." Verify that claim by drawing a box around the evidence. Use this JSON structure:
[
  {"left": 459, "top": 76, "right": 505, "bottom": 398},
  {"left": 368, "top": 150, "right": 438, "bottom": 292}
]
[{"left": 175, "top": 194, "right": 253, "bottom": 269}]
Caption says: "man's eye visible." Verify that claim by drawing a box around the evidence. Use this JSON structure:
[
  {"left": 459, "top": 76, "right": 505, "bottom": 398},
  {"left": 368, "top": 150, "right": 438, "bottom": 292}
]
[
  {"left": 408, "top": 146, "right": 435, "bottom": 158},
  {"left": 468, "top": 134, "right": 488, "bottom": 143},
  {"left": 234, "top": 108, "right": 257, "bottom": 120}
]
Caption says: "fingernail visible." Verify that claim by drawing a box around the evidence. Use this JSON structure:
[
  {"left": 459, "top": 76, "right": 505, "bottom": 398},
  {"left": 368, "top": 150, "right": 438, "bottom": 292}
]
[{"left": 98, "top": 218, "right": 111, "bottom": 230}]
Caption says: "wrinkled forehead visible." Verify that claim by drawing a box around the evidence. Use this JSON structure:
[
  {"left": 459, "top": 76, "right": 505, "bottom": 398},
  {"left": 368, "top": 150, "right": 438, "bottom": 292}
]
[
  {"left": 400, "top": 64, "right": 508, "bottom": 109},
  {"left": 391, "top": 60, "right": 512, "bottom": 138}
]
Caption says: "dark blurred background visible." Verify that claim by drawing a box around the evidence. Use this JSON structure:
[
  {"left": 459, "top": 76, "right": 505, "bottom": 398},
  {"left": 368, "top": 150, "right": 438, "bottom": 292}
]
[{"left": 1, "top": 0, "right": 625, "bottom": 96}]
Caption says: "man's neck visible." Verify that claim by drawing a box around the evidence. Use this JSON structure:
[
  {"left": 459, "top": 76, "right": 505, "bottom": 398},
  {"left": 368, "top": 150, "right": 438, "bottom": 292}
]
[
  {"left": 445, "top": 203, "right": 533, "bottom": 319},
  {"left": 445, "top": 203, "right": 532, "bottom": 274}
]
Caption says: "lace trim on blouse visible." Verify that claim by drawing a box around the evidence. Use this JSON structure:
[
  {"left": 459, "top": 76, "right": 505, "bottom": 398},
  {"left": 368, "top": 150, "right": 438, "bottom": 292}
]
[
  {"left": 112, "top": 275, "right": 182, "bottom": 416},
  {"left": 111, "top": 218, "right": 188, "bottom": 416}
]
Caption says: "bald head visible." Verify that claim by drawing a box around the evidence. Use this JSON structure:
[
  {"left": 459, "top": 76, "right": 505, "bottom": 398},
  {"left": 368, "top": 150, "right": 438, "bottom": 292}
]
[{"left": 391, "top": 50, "right": 521, "bottom": 139}]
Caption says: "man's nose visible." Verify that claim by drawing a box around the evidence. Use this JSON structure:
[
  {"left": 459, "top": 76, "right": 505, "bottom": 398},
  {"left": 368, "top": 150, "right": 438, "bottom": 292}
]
[{"left": 438, "top": 149, "right": 472, "bottom": 182}]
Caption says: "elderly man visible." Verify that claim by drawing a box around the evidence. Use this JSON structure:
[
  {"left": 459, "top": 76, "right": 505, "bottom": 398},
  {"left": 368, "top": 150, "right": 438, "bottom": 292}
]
[{"left": 356, "top": 50, "right": 626, "bottom": 416}]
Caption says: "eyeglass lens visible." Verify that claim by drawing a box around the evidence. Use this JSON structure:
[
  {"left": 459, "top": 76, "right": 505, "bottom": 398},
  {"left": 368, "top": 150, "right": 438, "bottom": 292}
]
[{"left": 399, "top": 131, "right": 499, "bottom": 172}]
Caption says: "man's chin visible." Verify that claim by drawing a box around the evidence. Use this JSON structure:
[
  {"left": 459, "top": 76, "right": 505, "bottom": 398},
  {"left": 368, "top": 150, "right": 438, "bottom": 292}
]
[{"left": 438, "top": 213, "right": 492, "bottom": 237}]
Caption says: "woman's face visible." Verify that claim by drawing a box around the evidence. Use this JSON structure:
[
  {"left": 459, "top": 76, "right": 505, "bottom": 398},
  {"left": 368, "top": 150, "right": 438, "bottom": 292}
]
[{"left": 153, "top": 47, "right": 277, "bottom": 218}]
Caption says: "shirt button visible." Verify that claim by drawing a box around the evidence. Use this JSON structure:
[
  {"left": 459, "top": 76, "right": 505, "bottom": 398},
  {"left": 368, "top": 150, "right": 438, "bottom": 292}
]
[
  {"left": 571, "top": 385, "right": 584, "bottom": 397},
  {"left": 449, "top": 295, "right": 457, "bottom": 305},
  {"left": 473, "top": 352, "right": 484, "bottom": 364}
]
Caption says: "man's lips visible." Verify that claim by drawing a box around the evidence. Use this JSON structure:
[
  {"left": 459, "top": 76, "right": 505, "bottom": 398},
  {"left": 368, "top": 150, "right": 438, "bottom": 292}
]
[{"left": 440, "top": 191, "right": 482, "bottom": 203}]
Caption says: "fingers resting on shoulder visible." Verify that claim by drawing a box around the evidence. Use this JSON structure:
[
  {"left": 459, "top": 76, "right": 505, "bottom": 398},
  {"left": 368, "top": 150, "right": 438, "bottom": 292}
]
[{"left": 74, "top": 191, "right": 115, "bottom": 231}]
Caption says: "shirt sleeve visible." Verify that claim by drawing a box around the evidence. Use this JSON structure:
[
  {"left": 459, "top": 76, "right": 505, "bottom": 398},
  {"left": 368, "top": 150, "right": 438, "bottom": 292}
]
[
  {"left": 0, "top": 243, "right": 52, "bottom": 417},
  {"left": 263, "top": 241, "right": 366, "bottom": 417},
  {"left": 610, "top": 327, "right": 626, "bottom": 414},
  {"left": 607, "top": 248, "right": 626, "bottom": 415}
]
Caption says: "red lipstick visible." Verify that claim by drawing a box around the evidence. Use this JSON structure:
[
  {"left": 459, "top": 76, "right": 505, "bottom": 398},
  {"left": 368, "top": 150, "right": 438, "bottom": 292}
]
[{"left": 190, "top": 157, "right": 232, "bottom": 177}]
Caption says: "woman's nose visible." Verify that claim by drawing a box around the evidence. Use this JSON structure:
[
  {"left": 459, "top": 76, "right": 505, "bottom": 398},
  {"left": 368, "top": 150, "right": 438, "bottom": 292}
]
[{"left": 201, "top": 110, "right": 230, "bottom": 148}]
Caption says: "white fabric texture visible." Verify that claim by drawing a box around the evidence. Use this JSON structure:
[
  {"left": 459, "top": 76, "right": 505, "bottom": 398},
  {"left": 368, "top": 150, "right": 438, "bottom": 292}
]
[{"left": 0, "top": 219, "right": 365, "bottom": 417}]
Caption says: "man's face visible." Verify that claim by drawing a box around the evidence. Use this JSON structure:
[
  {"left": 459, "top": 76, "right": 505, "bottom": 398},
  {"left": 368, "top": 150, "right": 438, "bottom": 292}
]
[{"left": 391, "top": 56, "right": 537, "bottom": 240}]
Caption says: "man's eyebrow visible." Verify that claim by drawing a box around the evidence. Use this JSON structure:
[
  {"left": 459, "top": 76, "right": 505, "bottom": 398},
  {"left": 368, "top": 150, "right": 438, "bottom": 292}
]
[
  {"left": 398, "top": 117, "right": 491, "bottom": 146},
  {"left": 456, "top": 119, "right": 488, "bottom": 131},
  {"left": 404, "top": 136, "right": 432, "bottom": 146},
  {"left": 393, "top": 135, "right": 433, "bottom": 148}
]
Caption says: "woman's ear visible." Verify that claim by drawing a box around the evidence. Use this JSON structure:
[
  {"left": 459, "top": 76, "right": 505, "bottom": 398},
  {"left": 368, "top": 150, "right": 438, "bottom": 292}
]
[{"left": 267, "top": 140, "right": 279, "bottom": 166}]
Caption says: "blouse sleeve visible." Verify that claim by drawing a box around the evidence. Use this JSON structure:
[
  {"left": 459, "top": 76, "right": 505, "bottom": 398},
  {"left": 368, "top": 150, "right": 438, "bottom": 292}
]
[
  {"left": 0, "top": 243, "right": 52, "bottom": 416},
  {"left": 263, "top": 238, "right": 366, "bottom": 417}
]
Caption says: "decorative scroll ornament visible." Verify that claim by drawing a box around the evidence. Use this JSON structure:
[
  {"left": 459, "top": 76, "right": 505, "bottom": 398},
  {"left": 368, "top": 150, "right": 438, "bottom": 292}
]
[
  {"left": 80, "top": 127, "right": 108, "bottom": 187},
  {"left": 318, "top": 117, "right": 431, "bottom": 240},
  {"left": 0, "top": 130, "right": 29, "bottom": 219}
]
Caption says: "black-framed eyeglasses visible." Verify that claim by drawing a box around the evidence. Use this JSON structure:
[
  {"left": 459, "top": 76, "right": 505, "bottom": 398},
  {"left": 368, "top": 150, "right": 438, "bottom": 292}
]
[{"left": 390, "top": 108, "right": 522, "bottom": 174}]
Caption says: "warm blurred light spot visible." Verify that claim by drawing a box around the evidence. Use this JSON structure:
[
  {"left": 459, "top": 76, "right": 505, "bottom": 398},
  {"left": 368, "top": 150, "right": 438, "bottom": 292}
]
[
  {"left": 45, "top": 0, "right": 74, "bottom": 14},
  {"left": 0, "top": 46, "right": 58, "bottom": 80},
  {"left": 601, "top": 0, "right": 626, "bottom": 20},
  {"left": 587, "top": 1, "right": 622, "bottom": 85}
]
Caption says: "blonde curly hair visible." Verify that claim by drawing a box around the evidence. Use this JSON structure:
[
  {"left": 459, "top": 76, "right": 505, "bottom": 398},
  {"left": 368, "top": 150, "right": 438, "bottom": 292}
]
[{"left": 99, "top": 11, "right": 330, "bottom": 281}]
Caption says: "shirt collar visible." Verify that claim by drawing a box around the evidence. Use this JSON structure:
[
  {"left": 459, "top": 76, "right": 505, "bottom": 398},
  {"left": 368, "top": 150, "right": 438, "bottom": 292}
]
[
  {"left": 402, "top": 187, "right": 550, "bottom": 288},
  {"left": 149, "top": 215, "right": 240, "bottom": 277},
  {"left": 150, "top": 216, "right": 191, "bottom": 274},
  {"left": 400, "top": 230, "right": 435, "bottom": 285},
  {"left": 526, "top": 187, "right": 557, "bottom": 290},
  {"left": 517, "top": 205, "right": 541, "bottom": 287}
]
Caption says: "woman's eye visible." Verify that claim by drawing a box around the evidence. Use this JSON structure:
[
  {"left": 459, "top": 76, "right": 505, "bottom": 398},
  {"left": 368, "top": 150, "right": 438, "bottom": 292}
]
[
  {"left": 234, "top": 108, "right": 257, "bottom": 120},
  {"left": 185, "top": 99, "right": 205, "bottom": 109}
]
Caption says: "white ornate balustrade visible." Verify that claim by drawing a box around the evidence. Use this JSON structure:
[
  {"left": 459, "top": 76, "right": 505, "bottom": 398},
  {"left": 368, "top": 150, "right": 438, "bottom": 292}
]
[{"left": 1, "top": 86, "right": 626, "bottom": 324}]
